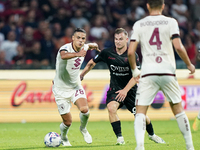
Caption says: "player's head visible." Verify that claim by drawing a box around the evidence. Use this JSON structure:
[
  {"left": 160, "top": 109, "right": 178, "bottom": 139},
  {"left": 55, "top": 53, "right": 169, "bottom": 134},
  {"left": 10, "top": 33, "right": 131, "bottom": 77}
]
[
  {"left": 147, "top": 0, "right": 164, "bottom": 12},
  {"left": 114, "top": 28, "right": 128, "bottom": 50},
  {"left": 72, "top": 28, "right": 86, "bottom": 50}
]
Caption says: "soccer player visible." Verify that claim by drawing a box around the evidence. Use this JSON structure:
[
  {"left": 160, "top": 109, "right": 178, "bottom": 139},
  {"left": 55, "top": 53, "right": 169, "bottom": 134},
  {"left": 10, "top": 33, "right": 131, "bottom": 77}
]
[
  {"left": 128, "top": 0, "right": 195, "bottom": 150},
  {"left": 193, "top": 110, "right": 200, "bottom": 131},
  {"left": 80, "top": 28, "right": 165, "bottom": 145},
  {"left": 52, "top": 28, "right": 99, "bottom": 146}
]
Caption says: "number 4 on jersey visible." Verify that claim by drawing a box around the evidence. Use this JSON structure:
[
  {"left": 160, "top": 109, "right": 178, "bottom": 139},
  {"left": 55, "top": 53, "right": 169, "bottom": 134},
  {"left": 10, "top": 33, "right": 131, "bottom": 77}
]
[{"left": 149, "top": 28, "right": 162, "bottom": 50}]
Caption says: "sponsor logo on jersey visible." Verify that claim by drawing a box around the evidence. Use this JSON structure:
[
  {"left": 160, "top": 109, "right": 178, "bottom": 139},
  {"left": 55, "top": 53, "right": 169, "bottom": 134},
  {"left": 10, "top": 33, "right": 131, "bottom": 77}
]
[
  {"left": 110, "top": 65, "right": 129, "bottom": 72},
  {"left": 108, "top": 57, "right": 115, "bottom": 60}
]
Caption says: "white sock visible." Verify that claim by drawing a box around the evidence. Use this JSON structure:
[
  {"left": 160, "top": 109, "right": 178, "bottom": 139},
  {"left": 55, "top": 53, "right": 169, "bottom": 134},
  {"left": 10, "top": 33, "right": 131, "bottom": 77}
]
[
  {"left": 60, "top": 122, "right": 70, "bottom": 139},
  {"left": 80, "top": 111, "right": 90, "bottom": 129},
  {"left": 176, "top": 112, "right": 194, "bottom": 149},
  {"left": 198, "top": 110, "right": 200, "bottom": 119},
  {"left": 134, "top": 113, "right": 146, "bottom": 148}
]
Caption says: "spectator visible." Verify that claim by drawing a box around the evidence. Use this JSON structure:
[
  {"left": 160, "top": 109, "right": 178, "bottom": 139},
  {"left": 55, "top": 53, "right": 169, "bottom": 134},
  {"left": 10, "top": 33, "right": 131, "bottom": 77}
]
[
  {"left": 33, "top": 21, "right": 49, "bottom": 41},
  {"left": 57, "top": 26, "right": 73, "bottom": 49},
  {"left": 0, "top": 14, "right": 21, "bottom": 41},
  {"left": 24, "top": 10, "right": 38, "bottom": 29},
  {"left": 27, "top": 41, "right": 48, "bottom": 68},
  {"left": 29, "top": 0, "right": 44, "bottom": 21},
  {"left": 70, "top": 9, "right": 89, "bottom": 28},
  {"left": 126, "top": 0, "right": 146, "bottom": 21},
  {"left": 12, "top": 44, "right": 26, "bottom": 66},
  {"left": 0, "top": 50, "right": 11, "bottom": 69},
  {"left": 20, "top": 26, "right": 36, "bottom": 58},
  {"left": 185, "top": 35, "right": 197, "bottom": 65},
  {"left": 1, "top": 31, "right": 18, "bottom": 63},
  {"left": 171, "top": 0, "right": 189, "bottom": 27},
  {"left": 40, "top": 28, "right": 55, "bottom": 66},
  {"left": 90, "top": 15, "right": 109, "bottom": 39},
  {"left": 52, "top": 22, "right": 64, "bottom": 40}
]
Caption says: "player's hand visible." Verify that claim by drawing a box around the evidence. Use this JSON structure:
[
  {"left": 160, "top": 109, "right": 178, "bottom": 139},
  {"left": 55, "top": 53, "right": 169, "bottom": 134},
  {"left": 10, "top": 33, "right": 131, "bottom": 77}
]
[
  {"left": 80, "top": 74, "right": 84, "bottom": 81},
  {"left": 88, "top": 43, "right": 100, "bottom": 52},
  {"left": 115, "top": 90, "right": 127, "bottom": 102},
  {"left": 134, "top": 76, "right": 140, "bottom": 83},
  {"left": 76, "top": 48, "right": 86, "bottom": 57},
  {"left": 187, "top": 64, "right": 195, "bottom": 74}
]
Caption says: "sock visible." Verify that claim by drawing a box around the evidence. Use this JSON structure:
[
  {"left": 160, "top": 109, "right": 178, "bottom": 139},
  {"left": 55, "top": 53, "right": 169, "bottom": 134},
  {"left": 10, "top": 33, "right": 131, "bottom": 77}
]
[
  {"left": 134, "top": 113, "right": 146, "bottom": 148},
  {"left": 176, "top": 111, "right": 194, "bottom": 149},
  {"left": 198, "top": 110, "right": 200, "bottom": 119},
  {"left": 111, "top": 121, "right": 122, "bottom": 138},
  {"left": 146, "top": 122, "right": 154, "bottom": 136},
  {"left": 80, "top": 111, "right": 90, "bottom": 129},
  {"left": 60, "top": 122, "right": 70, "bottom": 139}
]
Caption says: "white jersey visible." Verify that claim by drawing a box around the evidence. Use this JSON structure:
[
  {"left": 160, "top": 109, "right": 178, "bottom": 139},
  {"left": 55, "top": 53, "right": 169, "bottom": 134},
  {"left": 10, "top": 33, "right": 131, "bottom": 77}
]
[
  {"left": 53, "top": 42, "right": 89, "bottom": 89},
  {"left": 131, "top": 15, "right": 179, "bottom": 77}
]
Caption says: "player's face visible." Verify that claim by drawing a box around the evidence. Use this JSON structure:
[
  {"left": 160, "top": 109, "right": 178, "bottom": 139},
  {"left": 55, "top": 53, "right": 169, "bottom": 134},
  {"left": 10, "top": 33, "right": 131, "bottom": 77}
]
[
  {"left": 72, "top": 32, "right": 86, "bottom": 50},
  {"left": 114, "top": 32, "right": 128, "bottom": 50}
]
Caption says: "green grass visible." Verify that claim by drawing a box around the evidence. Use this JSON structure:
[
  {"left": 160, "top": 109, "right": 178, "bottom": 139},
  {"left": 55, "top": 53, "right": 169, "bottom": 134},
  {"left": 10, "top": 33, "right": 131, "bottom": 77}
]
[{"left": 0, "top": 120, "right": 199, "bottom": 150}]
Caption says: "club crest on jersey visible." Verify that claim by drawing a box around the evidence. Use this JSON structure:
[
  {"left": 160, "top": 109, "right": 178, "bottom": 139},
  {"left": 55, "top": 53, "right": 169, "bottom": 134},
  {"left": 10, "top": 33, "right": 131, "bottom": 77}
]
[
  {"left": 156, "top": 56, "right": 162, "bottom": 63},
  {"left": 74, "top": 58, "right": 81, "bottom": 67}
]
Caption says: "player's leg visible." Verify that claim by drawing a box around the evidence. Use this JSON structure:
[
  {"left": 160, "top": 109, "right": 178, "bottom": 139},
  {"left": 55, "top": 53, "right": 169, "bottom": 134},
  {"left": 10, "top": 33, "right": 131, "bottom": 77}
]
[
  {"left": 125, "top": 92, "right": 165, "bottom": 144},
  {"left": 192, "top": 109, "right": 200, "bottom": 131},
  {"left": 162, "top": 76, "right": 194, "bottom": 150},
  {"left": 52, "top": 86, "right": 72, "bottom": 146},
  {"left": 75, "top": 97, "right": 92, "bottom": 144},
  {"left": 170, "top": 102, "right": 194, "bottom": 150},
  {"left": 60, "top": 113, "right": 72, "bottom": 146},
  {"left": 107, "top": 100, "right": 124, "bottom": 145},
  {"left": 134, "top": 76, "right": 160, "bottom": 150}
]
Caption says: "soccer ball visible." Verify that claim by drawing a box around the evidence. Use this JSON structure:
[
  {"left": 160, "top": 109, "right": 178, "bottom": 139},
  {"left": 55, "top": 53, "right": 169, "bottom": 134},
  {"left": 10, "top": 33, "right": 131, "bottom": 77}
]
[{"left": 44, "top": 132, "right": 61, "bottom": 147}]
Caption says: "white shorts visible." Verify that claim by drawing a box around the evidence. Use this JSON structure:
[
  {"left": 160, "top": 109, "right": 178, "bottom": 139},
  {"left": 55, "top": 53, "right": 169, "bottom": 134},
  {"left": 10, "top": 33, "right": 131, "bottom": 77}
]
[
  {"left": 52, "top": 84, "right": 87, "bottom": 115},
  {"left": 136, "top": 76, "right": 182, "bottom": 106}
]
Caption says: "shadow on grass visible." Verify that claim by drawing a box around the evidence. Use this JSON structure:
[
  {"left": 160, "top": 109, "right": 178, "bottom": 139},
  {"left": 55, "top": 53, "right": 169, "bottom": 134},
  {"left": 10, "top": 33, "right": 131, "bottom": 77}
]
[{"left": 2, "top": 144, "right": 117, "bottom": 150}]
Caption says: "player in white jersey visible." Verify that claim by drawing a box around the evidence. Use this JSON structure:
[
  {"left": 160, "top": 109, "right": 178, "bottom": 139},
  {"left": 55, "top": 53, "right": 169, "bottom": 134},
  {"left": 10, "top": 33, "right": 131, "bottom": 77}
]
[
  {"left": 128, "top": 0, "right": 195, "bottom": 150},
  {"left": 52, "top": 28, "right": 99, "bottom": 146}
]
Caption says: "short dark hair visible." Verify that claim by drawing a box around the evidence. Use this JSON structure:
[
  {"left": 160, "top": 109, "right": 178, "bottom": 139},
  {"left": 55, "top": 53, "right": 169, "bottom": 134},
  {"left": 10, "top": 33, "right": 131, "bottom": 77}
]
[
  {"left": 115, "top": 28, "right": 128, "bottom": 37},
  {"left": 147, "top": 0, "right": 164, "bottom": 9},
  {"left": 73, "top": 28, "right": 86, "bottom": 35}
]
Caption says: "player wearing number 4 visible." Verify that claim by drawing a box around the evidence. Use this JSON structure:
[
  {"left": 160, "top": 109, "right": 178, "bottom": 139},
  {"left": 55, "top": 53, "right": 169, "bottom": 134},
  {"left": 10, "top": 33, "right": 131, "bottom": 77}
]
[
  {"left": 128, "top": 0, "right": 195, "bottom": 150},
  {"left": 52, "top": 28, "right": 100, "bottom": 146}
]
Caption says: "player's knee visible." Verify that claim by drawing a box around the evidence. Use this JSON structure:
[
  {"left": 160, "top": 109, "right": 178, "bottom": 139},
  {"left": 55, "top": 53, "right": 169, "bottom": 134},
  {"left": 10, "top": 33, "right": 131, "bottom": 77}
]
[
  {"left": 79, "top": 106, "right": 89, "bottom": 113},
  {"left": 107, "top": 105, "right": 117, "bottom": 114},
  {"left": 63, "top": 119, "right": 72, "bottom": 127}
]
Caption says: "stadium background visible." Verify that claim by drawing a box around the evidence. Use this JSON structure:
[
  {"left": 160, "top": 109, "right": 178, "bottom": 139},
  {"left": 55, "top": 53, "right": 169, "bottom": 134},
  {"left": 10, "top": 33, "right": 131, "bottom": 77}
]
[{"left": 0, "top": 0, "right": 200, "bottom": 123}]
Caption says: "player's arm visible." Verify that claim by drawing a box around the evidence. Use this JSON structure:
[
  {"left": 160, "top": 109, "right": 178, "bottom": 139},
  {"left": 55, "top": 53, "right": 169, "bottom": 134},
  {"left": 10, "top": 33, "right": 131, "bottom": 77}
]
[
  {"left": 172, "top": 38, "right": 195, "bottom": 74},
  {"left": 115, "top": 77, "right": 139, "bottom": 102},
  {"left": 60, "top": 49, "right": 86, "bottom": 60},
  {"left": 128, "top": 41, "right": 141, "bottom": 77},
  {"left": 87, "top": 43, "right": 100, "bottom": 52},
  {"left": 80, "top": 59, "right": 96, "bottom": 81}
]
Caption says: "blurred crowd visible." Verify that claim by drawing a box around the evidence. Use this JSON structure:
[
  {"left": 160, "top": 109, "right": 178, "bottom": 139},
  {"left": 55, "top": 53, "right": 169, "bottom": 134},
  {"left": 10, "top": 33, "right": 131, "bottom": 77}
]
[{"left": 0, "top": 0, "right": 200, "bottom": 69}]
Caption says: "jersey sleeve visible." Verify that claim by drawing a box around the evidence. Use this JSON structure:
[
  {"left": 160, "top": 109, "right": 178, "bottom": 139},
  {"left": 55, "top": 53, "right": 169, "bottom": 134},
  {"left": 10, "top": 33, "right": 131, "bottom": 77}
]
[
  {"left": 170, "top": 18, "right": 180, "bottom": 39},
  {"left": 93, "top": 50, "right": 105, "bottom": 63},
  {"left": 130, "top": 21, "right": 140, "bottom": 42},
  {"left": 59, "top": 44, "right": 69, "bottom": 52}
]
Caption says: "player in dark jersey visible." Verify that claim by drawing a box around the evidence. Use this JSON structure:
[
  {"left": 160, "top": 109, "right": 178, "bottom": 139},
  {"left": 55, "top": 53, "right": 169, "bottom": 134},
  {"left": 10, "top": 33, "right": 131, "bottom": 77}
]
[{"left": 80, "top": 28, "right": 165, "bottom": 145}]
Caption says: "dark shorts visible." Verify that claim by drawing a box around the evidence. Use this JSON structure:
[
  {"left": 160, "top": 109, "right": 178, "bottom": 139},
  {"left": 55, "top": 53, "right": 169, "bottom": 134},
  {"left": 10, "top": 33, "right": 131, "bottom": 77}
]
[{"left": 106, "top": 88, "right": 136, "bottom": 114}]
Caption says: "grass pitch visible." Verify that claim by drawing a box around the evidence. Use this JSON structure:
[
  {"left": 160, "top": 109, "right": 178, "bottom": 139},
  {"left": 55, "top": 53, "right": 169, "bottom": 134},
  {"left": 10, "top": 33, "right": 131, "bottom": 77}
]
[{"left": 0, "top": 120, "right": 199, "bottom": 150}]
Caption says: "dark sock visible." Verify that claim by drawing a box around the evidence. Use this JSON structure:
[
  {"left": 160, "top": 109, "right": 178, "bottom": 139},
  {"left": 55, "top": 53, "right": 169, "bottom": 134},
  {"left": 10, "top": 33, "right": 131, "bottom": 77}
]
[
  {"left": 111, "top": 120, "right": 122, "bottom": 138},
  {"left": 146, "top": 122, "right": 154, "bottom": 136}
]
